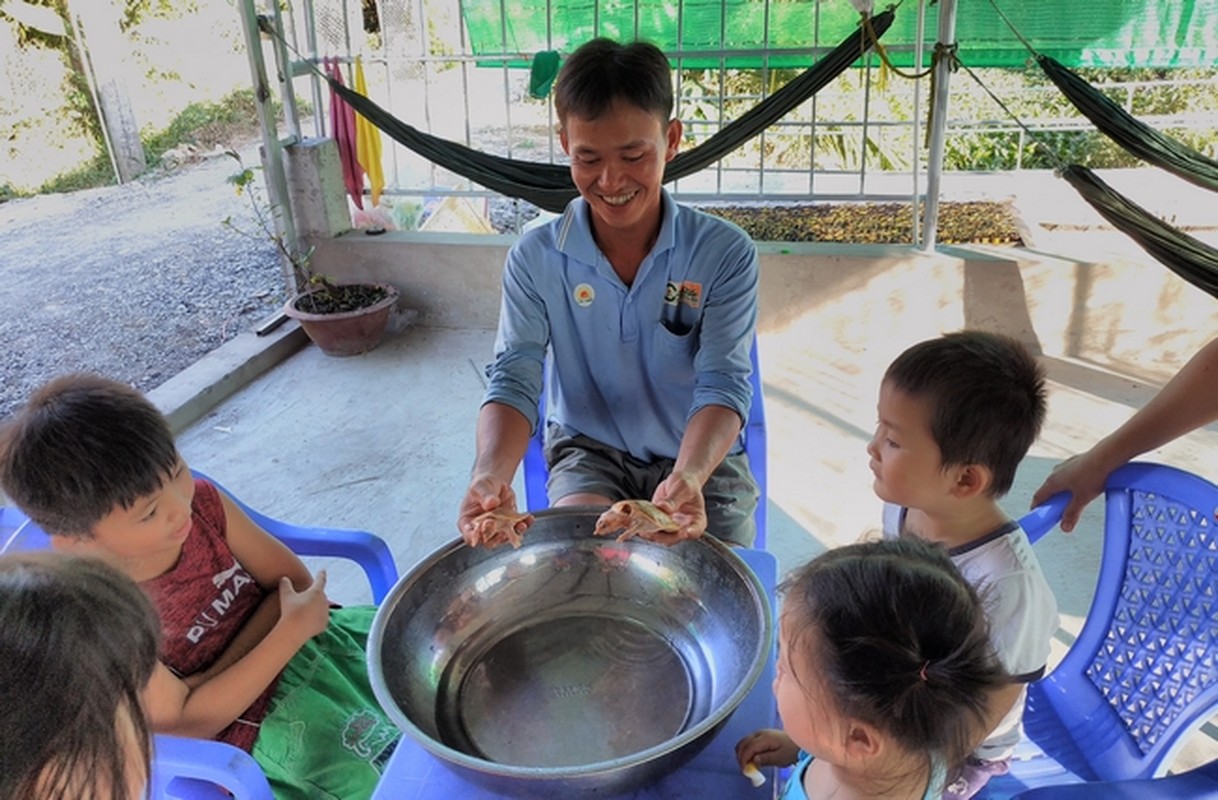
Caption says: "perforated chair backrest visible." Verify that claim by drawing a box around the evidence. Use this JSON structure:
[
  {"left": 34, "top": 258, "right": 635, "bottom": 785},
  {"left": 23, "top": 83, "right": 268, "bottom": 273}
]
[
  {"left": 1028, "top": 461, "right": 1218, "bottom": 781},
  {"left": 522, "top": 337, "right": 768, "bottom": 548}
]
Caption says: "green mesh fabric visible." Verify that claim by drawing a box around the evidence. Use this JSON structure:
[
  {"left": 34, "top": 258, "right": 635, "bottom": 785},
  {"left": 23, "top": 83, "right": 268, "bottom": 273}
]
[{"left": 460, "top": 0, "right": 1218, "bottom": 69}]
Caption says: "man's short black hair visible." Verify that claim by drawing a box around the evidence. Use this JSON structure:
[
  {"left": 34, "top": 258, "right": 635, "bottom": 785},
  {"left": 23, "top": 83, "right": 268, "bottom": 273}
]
[{"left": 554, "top": 38, "right": 673, "bottom": 125}]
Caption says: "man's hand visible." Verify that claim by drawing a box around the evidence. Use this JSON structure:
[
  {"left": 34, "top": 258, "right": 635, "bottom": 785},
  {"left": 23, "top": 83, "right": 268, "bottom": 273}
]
[
  {"left": 652, "top": 470, "right": 708, "bottom": 542},
  {"left": 458, "top": 475, "right": 531, "bottom": 546}
]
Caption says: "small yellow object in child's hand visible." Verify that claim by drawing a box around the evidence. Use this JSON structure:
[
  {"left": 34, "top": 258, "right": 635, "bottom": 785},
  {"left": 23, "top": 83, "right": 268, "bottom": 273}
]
[{"left": 742, "top": 761, "right": 766, "bottom": 788}]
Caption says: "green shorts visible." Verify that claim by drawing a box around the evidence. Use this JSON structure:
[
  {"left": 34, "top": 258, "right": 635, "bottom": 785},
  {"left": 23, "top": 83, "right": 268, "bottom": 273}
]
[
  {"left": 543, "top": 425, "right": 759, "bottom": 547},
  {"left": 252, "top": 606, "right": 401, "bottom": 800}
]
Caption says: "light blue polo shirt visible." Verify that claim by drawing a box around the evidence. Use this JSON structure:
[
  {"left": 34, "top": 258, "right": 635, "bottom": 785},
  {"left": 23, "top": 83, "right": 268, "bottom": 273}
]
[{"left": 483, "top": 190, "right": 758, "bottom": 463}]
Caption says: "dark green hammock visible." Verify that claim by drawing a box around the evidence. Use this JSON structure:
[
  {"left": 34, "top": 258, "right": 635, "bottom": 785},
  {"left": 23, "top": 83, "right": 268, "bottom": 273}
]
[
  {"left": 326, "top": 9, "right": 894, "bottom": 213},
  {"left": 1062, "top": 164, "right": 1218, "bottom": 300},
  {"left": 1039, "top": 55, "right": 1218, "bottom": 194},
  {"left": 1030, "top": 54, "right": 1218, "bottom": 300}
]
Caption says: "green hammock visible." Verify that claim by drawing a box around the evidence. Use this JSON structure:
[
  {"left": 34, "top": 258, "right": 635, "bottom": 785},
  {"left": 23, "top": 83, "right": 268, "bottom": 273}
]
[
  {"left": 1038, "top": 55, "right": 1218, "bottom": 194},
  {"left": 1061, "top": 164, "right": 1218, "bottom": 300},
  {"left": 326, "top": 9, "right": 895, "bottom": 213}
]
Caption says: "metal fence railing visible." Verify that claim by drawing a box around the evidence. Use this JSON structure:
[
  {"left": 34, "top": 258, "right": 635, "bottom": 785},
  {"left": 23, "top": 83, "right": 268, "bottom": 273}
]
[{"left": 259, "top": 0, "right": 1217, "bottom": 236}]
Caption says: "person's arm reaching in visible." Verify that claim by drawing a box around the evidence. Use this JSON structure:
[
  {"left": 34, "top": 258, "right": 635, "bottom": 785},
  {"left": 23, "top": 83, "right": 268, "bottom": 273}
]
[{"left": 1032, "top": 338, "right": 1218, "bottom": 531}]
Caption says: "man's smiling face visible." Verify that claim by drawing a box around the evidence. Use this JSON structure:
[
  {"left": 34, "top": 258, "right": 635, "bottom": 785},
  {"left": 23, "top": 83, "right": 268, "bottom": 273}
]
[{"left": 561, "top": 100, "right": 681, "bottom": 242}]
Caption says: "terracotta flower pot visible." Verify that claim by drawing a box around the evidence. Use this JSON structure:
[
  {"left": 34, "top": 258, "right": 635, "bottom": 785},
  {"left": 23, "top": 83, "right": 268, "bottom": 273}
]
[{"left": 284, "top": 282, "right": 399, "bottom": 357}]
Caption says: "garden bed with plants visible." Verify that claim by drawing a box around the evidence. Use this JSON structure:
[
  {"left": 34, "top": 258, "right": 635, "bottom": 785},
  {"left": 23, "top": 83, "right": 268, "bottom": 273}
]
[{"left": 701, "top": 201, "right": 1024, "bottom": 245}]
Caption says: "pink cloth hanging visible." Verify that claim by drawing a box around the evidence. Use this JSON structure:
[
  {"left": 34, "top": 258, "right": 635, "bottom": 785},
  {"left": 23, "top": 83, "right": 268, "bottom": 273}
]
[{"left": 327, "top": 57, "right": 365, "bottom": 210}]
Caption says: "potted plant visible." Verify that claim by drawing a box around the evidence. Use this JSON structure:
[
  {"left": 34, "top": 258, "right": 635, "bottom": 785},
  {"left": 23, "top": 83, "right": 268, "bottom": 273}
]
[{"left": 225, "top": 151, "right": 398, "bottom": 357}]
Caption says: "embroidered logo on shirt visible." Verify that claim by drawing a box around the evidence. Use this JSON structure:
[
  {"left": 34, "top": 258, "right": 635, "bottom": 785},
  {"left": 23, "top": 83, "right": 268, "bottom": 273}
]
[
  {"left": 665, "top": 281, "right": 702, "bottom": 309},
  {"left": 573, "top": 283, "right": 595, "bottom": 307}
]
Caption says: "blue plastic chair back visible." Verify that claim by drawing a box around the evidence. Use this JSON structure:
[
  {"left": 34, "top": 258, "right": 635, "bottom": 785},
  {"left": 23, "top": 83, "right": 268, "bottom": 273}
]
[
  {"left": 987, "top": 462, "right": 1218, "bottom": 797},
  {"left": 522, "top": 337, "right": 768, "bottom": 548},
  {"left": 1010, "top": 757, "right": 1218, "bottom": 800},
  {"left": 0, "top": 505, "right": 50, "bottom": 552},
  {"left": 196, "top": 469, "right": 399, "bottom": 604}
]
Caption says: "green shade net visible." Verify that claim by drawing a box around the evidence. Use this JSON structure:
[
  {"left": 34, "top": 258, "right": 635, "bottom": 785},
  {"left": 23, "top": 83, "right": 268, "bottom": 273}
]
[
  {"left": 325, "top": 9, "right": 894, "bottom": 212},
  {"left": 1061, "top": 165, "right": 1218, "bottom": 300},
  {"left": 461, "top": 0, "right": 1218, "bottom": 70}
]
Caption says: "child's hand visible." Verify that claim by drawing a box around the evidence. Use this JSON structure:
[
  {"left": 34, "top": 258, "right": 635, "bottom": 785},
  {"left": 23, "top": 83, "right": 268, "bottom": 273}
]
[
  {"left": 278, "top": 571, "right": 330, "bottom": 643},
  {"left": 735, "top": 728, "right": 800, "bottom": 770}
]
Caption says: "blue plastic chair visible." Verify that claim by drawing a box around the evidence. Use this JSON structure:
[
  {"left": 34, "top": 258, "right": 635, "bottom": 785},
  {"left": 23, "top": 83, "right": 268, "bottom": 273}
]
[
  {"left": 980, "top": 461, "right": 1218, "bottom": 798},
  {"left": 1, "top": 468, "right": 400, "bottom": 800},
  {"left": 522, "top": 337, "right": 768, "bottom": 548},
  {"left": 1011, "top": 757, "right": 1218, "bottom": 799}
]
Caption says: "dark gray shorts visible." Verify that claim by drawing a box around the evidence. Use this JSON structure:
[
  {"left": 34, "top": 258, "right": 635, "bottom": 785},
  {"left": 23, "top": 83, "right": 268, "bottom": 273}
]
[{"left": 543, "top": 424, "right": 759, "bottom": 548}]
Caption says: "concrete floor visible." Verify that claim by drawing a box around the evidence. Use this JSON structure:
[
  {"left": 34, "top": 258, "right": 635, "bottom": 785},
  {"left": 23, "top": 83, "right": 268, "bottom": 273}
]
[
  {"left": 160, "top": 165, "right": 1218, "bottom": 779},
  {"left": 171, "top": 311, "right": 1218, "bottom": 774}
]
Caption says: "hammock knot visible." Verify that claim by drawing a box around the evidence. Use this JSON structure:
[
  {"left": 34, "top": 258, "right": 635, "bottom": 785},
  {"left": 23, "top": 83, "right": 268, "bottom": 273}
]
[{"left": 933, "top": 42, "right": 960, "bottom": 73}]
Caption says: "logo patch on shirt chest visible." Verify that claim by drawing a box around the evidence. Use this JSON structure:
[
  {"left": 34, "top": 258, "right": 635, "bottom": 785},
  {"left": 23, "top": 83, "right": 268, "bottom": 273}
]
[
  {"left": 665, "top": 281, "right": 702, "bottom": 309},
  {"left": 573, "top": 283, "right": 595, "bottom": 307}
]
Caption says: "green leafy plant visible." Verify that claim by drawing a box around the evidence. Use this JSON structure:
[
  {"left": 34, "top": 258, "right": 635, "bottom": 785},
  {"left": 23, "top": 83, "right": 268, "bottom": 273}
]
[{"left": 223, "top": 151, "right": 387, "bottom": 314}]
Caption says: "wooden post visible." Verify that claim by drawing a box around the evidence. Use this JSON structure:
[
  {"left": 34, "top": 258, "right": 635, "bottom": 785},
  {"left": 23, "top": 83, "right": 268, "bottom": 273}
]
[{"left": 68, "top": 0, "right": 145, "bottom": 182}]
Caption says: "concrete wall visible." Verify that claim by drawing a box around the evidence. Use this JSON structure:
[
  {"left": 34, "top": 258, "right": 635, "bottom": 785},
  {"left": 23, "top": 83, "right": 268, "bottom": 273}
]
[{"left": 306, "top": 231, "right": 1218, "bottom": 382}]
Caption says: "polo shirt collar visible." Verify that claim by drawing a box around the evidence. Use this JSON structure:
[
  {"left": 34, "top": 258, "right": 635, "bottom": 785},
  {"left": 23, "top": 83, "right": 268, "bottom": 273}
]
[{"left": 556, "top": 189, "right": 680, "bottom": 266}]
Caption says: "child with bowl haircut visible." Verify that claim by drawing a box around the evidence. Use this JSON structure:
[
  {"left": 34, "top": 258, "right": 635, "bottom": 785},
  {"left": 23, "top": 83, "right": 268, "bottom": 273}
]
[
  {"left": 1, "top": 551, "right": 160, "bottom": 800},
  {"left": 0, "top": 374, "right": 400, "bottom": 800},
  {"left": 737, "top": 538, "right": 1008, "bottom": 799},
  {"left": 868, "top": 330, "right": 1058, "bottom": 797}
]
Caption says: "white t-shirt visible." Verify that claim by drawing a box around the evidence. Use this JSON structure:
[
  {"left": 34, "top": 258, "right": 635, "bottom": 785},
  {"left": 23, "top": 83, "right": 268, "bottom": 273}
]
[{"left": 882, "top": 503, "right": 1060, "bottom": 760}]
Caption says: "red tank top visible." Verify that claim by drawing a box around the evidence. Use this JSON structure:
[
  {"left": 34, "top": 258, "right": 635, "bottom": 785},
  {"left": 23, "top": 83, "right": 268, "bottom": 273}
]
[{"left": 141, "top": 479, "right": 277, "bottom": 751}]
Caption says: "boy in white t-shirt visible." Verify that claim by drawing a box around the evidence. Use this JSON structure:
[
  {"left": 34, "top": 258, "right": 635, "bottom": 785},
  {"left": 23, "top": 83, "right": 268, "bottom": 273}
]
[{"left": 867, "top": 330, "right": 1059, "bottom": 797}]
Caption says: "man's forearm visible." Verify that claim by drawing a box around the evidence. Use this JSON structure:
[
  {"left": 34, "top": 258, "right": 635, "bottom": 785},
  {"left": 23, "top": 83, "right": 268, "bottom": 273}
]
[
  {"left": 673, "top": 405, "right": 744, "bottom": 485},
  {"left": 473, "top": 401, "right": 533, "bottom": 482}
]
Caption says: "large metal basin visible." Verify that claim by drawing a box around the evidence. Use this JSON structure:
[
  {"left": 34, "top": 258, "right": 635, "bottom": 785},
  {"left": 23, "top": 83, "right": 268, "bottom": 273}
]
[{"left": 368, "top": 507, "right": 772, "bottom": 797}]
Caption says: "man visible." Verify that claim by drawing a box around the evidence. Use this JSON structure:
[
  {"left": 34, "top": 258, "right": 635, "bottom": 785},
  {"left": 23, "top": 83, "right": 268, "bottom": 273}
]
[{"left": 457, "top": 38, "right": 760, "bottom": 547}]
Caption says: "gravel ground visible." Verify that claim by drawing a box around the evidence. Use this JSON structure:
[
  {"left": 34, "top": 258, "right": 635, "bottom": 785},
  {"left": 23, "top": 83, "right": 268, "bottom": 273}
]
[{"left": 0, "top": 143, "right": 288, "bottom": 421}]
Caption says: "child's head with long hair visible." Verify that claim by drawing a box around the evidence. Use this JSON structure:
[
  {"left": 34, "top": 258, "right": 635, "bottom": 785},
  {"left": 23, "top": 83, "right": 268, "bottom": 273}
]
[
  {"left": 776, "top": 538, "right": 1007, "bottom": 796},
  {"left": 0, "top": 552, "right": 161, "bottom": 800}
]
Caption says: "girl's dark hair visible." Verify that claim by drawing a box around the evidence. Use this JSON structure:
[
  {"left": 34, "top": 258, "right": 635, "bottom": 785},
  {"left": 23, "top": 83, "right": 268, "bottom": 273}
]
[
  {"left": 0, "top": 374, "right": 179, "bottom": 537},
  {"left": 883, "top": 330, "right": 1046, "bottom": 497},
  {"left": 781, "top": 538, "right": 1007, "bottom": 775},
  {"left": 554, "top": 38, "right": 674, "bottom": 124},
  {"left": 0, "top": 552, "right": 160, "bottom": 800}
]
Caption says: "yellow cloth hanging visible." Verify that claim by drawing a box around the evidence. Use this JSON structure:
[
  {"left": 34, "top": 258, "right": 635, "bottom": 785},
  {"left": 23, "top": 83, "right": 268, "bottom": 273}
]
[{"left": 353, "top": 57, "right": 385, "bottom": 206}]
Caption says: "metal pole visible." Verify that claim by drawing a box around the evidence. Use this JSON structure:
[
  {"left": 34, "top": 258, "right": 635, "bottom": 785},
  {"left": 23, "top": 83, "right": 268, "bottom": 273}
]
[
  {"left": 920, "top": 0, "right": 957, "bottom": 253},
  {"left": 238, "top": 0, "right": 300, "bottom": 292},
  {"left": 910, "top": 0, "right": 927, "bottom": 245},
  {"left": 270, "top": 0, "right": 301, "bottom": 142}
]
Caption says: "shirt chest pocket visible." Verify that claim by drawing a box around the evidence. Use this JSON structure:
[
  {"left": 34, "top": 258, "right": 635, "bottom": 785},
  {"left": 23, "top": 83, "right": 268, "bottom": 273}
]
[{"left": 652, "top": 321, "right": 698, "bottom": 385}]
